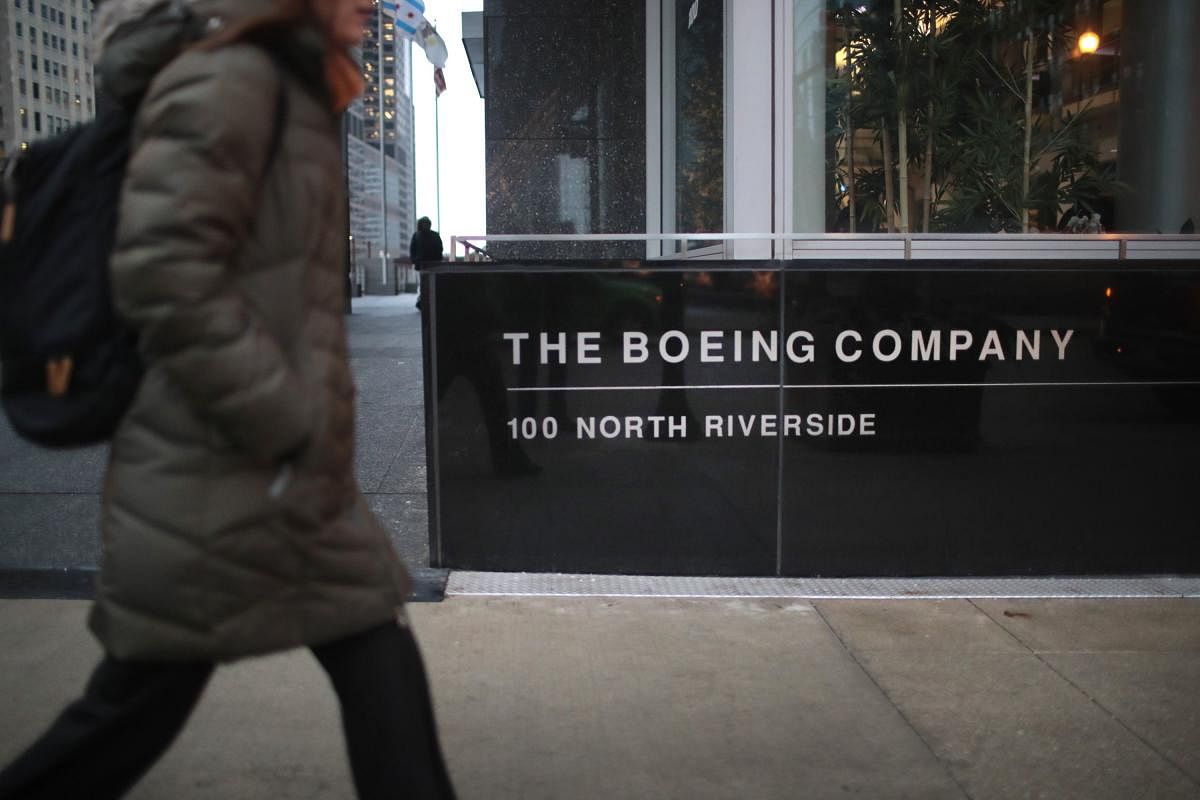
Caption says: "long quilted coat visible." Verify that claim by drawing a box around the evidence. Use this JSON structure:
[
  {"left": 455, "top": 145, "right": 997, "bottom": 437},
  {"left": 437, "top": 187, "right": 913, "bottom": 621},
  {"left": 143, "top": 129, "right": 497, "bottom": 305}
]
[{"left": 89, "top": 0, "right": 410, "bottom": 661}]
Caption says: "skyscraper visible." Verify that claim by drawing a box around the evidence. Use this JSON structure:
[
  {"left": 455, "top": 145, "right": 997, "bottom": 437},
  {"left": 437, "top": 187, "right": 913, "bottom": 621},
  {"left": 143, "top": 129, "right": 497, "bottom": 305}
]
[
  {"left": 345, "top": 1, "right": 417, "bottom": 293},
  {"left": 0, "top": 0, "right": 97, "bottom": 162}
]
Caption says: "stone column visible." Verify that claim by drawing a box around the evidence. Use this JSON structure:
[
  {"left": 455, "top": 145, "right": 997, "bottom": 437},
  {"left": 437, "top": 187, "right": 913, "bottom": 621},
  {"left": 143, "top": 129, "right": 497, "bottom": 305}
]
[{"left": 1117, "top": 0, "right": 1200, "bottom": 234}]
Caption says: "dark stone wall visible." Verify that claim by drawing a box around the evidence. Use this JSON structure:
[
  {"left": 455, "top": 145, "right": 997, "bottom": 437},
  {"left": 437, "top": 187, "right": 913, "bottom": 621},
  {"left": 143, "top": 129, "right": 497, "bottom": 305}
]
[
  {"left": 424, "top": 260, "right": 1200, "bottom": 576},
  {"left": 484, "top": 0, "right": 646, "bottom": 258}
]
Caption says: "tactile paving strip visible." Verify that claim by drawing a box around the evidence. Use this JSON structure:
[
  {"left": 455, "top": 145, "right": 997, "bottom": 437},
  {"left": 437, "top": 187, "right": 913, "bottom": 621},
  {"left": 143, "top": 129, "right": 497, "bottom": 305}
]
[{"left": 445, "top": 572, "right": 1200, "bottom": 599}]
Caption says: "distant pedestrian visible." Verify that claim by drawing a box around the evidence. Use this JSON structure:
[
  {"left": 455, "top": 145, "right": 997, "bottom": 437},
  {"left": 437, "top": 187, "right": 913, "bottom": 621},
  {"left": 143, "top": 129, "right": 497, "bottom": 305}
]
[
  {"left": 410, "top": 216, "right": 445, "bottom": 268},
  {"left": 0, "top": 1, "right": 455, "bottom": 799},
  {"left": 411, "top": 216, "right": 443, "bottom": 310}
]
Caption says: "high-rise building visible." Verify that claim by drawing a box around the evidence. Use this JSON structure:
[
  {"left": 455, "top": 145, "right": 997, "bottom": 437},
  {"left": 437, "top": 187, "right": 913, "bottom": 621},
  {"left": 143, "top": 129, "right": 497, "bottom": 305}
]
[
  {"left": 345, "top": 2, "right": 417, "bottom": 293},
  {"left": 0, "top": 0, "right": 97, "bottom": 162}
]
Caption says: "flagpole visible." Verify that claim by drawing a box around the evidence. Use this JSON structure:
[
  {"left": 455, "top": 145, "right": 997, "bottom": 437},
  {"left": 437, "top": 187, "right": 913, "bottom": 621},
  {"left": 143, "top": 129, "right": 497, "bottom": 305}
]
[
  {"left": 378, "top": 2, "right": 389, "bottom": 289},
  {"left": 435, "top": 79, "right": 441, "bottom": 232}
]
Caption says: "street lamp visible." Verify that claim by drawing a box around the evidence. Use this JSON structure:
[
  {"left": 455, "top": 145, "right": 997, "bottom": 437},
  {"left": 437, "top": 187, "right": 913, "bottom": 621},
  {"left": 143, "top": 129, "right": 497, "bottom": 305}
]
[{"left": 1078, "top": 31, "right": 1100, "bottom": 55}]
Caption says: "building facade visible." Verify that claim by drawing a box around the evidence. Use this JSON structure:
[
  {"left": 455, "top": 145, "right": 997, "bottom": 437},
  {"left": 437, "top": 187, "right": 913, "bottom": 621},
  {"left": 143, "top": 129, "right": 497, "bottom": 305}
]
[
  {"left": 347, "top": 2, "right": 417, "bottom": 292},
  {"left": 481, "top": 0, "right": 1200, "bottom": 258},
  {"left": 0, "top": 0, "right": 97, "bottom": 161}
]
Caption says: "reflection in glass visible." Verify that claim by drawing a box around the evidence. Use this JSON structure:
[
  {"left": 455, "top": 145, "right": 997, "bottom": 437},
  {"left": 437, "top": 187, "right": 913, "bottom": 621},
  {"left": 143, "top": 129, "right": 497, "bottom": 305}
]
[
  {"left": 821, "top": 0, "right": 1200, "bottom": 234},
  {"left": 675, "top": 0, "right": 725, "bottom": 240}
]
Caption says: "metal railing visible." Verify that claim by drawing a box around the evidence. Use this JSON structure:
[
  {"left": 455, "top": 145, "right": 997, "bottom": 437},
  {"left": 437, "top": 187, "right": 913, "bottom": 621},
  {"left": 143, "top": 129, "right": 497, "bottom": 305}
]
[{"left": 446, "top": 233, "right": 1200, "bottom": 262}]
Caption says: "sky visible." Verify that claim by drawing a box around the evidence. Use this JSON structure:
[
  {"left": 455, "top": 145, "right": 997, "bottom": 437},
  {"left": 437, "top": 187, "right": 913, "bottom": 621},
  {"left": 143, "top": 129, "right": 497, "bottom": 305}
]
[{"left": 410, "top": 1, "right": 486, "bottom": 243}]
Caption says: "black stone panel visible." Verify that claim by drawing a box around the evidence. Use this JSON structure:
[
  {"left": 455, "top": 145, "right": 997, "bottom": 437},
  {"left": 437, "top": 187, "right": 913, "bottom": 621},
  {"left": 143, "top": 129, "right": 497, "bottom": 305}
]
[
  {"left": 597, "top": 138, "right": 649, "bottom": 231},
  {"left": 428, "top": 269, "right": 781, "bottom": 574},
  {"left": 424, "top": 261, "right": 1200, "bottom": 576},
  {"left": 484, "top": 0, "right": 646, "bottom": 260},
  {"left": 485, "top": 16, "right": 602, "bottom": 141},
  {"left": 485, "top": 11, "right": 644, "bottom": 142},
  {"left": 485, "top": 139, "right": 645, "bottom": 259},
  {"left": 780, "top": 266, "right": 1200, "bottom": 576}
]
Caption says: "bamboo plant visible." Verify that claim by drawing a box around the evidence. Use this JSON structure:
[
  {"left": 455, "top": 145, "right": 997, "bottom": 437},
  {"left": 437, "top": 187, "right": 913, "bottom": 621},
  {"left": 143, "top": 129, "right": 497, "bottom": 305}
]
[{"left": 828, "top": 0, "right": 1124, "bottom": 234}]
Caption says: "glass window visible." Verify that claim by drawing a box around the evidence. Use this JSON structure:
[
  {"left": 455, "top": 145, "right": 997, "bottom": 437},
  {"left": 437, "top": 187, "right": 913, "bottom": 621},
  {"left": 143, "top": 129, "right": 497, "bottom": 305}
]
[
  {"left": 652, "top": 0, "right": 726, "bottom": 252},
  {"left": 810, "top": 0, "right": 1200, "bottom": 235},
  {"left": 674, "top": 0, "right": 724, "bottom": 240}
]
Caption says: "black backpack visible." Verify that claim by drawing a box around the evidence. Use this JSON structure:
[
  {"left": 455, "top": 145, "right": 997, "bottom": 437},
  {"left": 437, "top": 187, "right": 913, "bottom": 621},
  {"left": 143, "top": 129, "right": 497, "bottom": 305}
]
[
  {"left": 0, "top": 102, "right": 141, "bottom": 448},
  {"left": 1, "top": 30, "right": 289, "bottom": 449}
]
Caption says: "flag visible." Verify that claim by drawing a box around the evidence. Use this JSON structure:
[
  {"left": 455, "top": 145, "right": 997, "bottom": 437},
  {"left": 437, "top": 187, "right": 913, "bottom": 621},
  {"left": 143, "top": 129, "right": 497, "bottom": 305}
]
[
  {"left": 381, "top": 0, "right": 426, "bottom": 39},
  {"left": 381, "top": 0, "right": 449, "bottom": 92}
]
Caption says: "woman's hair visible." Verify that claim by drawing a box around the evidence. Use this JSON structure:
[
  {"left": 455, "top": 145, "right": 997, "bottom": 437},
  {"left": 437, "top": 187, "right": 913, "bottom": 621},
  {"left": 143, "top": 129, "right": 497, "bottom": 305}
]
[{"left": 194, "top": 0, "right": 314, "bottom": 51}]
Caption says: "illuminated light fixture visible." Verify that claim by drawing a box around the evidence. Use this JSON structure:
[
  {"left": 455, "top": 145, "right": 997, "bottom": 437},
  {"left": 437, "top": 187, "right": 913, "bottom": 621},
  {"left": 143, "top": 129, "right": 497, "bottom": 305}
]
[
  {"left": 1105, "top": 287, "right": 1113, "bottom": 298},
  {"left": 1078, "top": 31, "right": 1100, "bottom": 54}
]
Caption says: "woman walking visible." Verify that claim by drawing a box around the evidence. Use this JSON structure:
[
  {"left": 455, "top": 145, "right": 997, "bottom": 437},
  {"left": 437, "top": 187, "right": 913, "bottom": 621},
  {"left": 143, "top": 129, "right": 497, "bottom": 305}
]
[{"left": 0, "top": 1, "right": 455, "bottom": 798}]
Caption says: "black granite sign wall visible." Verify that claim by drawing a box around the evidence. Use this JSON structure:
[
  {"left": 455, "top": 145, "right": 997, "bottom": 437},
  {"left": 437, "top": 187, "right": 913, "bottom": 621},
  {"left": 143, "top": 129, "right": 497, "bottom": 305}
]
[{"left": 422, "top": 262, "right": 1200, "bottom": 576}]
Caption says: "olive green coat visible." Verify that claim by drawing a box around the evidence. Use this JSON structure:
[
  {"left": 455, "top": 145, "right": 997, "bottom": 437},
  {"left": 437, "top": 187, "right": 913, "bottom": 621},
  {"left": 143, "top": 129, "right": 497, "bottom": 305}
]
[{"left": 89, "top": 1, "right": 410, "bottom": 662}]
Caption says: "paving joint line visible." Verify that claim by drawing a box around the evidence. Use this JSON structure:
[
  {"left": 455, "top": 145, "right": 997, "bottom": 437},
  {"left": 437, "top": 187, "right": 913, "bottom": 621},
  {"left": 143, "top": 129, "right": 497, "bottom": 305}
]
[
  {"left": 967, "top": 599, "right": 1200, "bottom": 790},
  {"left": 370, "top": 415, "right": 421, "bottom": 494},
  {"left": 810, "top": 602, "right": 976, "bottom": 800}
]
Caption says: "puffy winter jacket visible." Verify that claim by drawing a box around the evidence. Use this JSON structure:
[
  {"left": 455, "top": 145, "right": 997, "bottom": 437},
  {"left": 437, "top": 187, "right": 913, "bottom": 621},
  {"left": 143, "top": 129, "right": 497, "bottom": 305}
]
[{"left": 89, "top": 0, "right": 410, "bottom": 661}]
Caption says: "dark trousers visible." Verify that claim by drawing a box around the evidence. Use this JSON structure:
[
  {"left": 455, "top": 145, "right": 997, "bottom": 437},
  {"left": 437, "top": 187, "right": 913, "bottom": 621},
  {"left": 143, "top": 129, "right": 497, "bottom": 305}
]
[{"left": 0, "top": 621, "right": 456, "bottom": 800}]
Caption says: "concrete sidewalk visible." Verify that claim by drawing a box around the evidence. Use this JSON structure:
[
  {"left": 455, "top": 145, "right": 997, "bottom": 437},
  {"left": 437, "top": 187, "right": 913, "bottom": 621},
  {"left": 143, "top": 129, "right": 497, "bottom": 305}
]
[{"left": 2, "top": 596, "right": 1198, "bottom": 799}]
